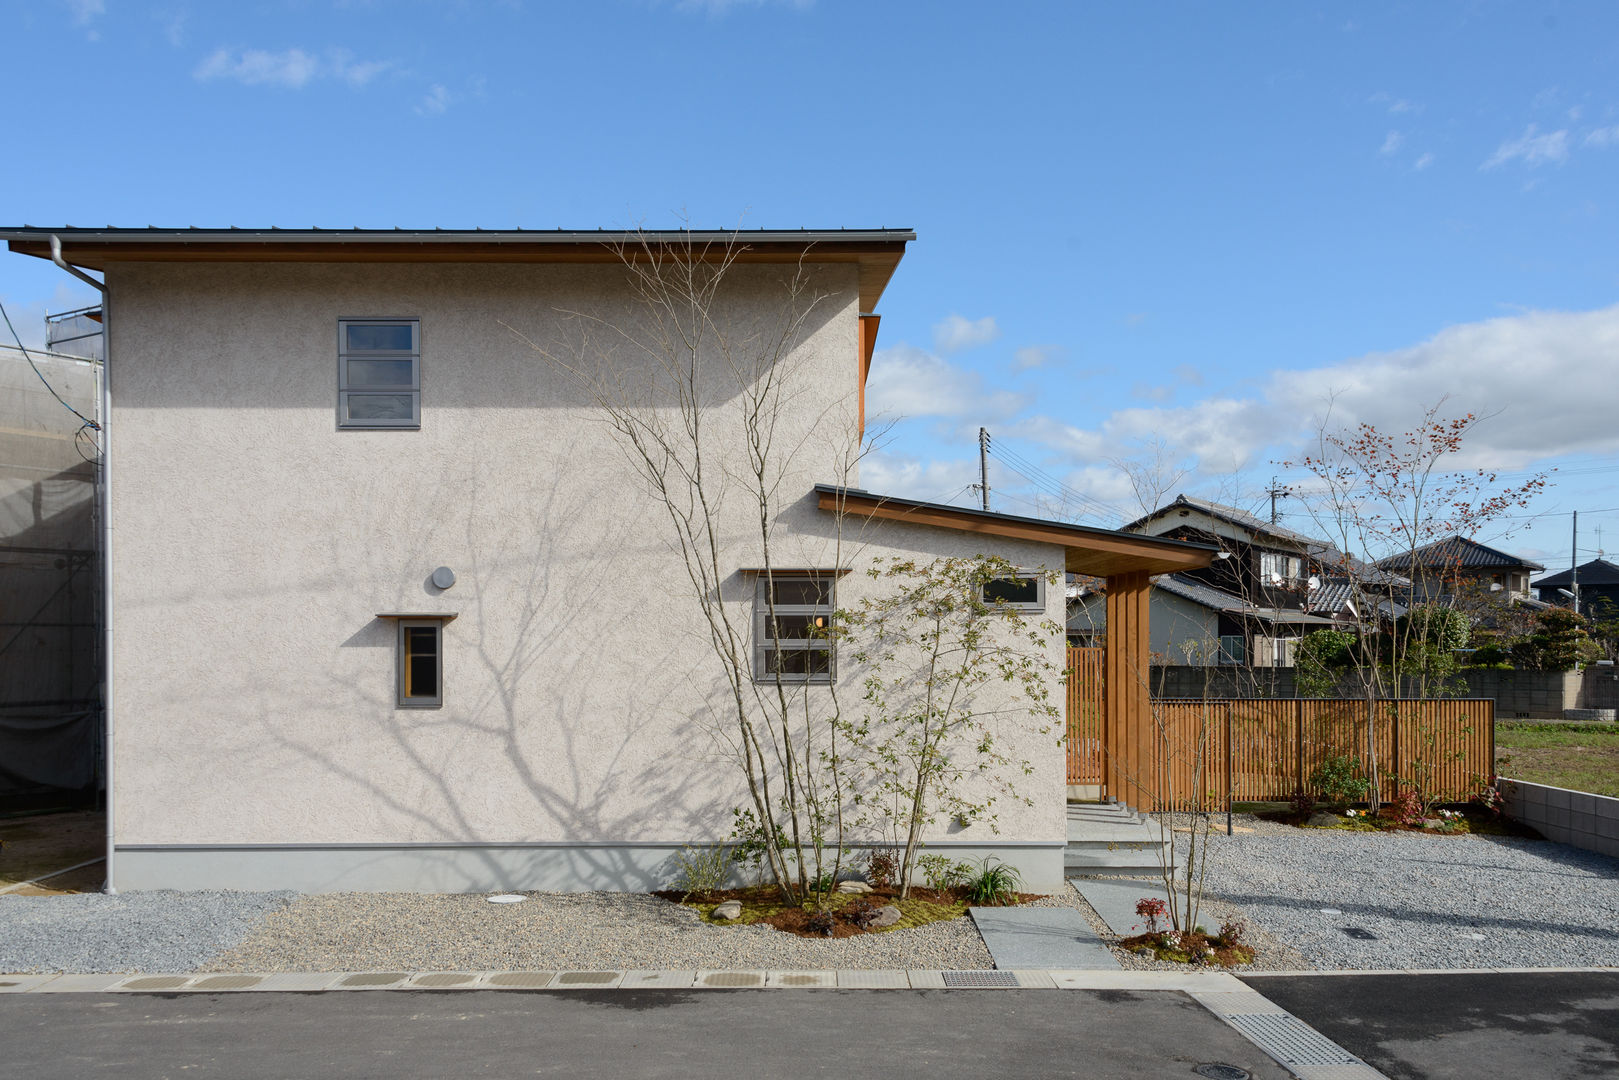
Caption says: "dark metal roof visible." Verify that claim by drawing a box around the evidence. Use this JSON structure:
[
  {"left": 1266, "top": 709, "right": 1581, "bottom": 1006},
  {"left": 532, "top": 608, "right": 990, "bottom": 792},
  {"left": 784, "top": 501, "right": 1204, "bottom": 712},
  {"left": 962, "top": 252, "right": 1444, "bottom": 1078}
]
[
  {"left": 1152, "top": 574, "right": 1340, "bottom": 625},
  {"left": 1373, "top": 535, "right": 1544, "bottom": 574},
  {"left": 1534, "top": 558, "right": 1619, "bottom": 589},
  {"left": 0, "top": 226, "right": 916, "bottom": 244}
]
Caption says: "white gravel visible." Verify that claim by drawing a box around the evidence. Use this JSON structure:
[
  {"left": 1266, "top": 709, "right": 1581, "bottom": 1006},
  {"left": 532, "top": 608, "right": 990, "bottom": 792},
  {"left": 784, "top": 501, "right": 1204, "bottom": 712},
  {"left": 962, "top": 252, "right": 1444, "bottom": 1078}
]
[
  {"left": 0, "top": 891, "right": 295, "bottom": 973},
  {"left": 1202, "top": 828, "right": 1619, "bottom": 970},
  {"left": 207, "top": 891, "right": 998, "bottom": 972}
]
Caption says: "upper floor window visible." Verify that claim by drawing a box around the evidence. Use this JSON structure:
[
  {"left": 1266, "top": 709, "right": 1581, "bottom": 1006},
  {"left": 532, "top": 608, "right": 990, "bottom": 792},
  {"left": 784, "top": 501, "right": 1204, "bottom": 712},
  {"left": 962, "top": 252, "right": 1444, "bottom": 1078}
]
[
  {"left": 754, "top": 572, "right": 835, "bottom": 682},
  {"left": 1259, "top": 552, "right": 1302, "bottom": 583},
  {"left": 339, "top": 318, "right": 420, "bottom": 429}
]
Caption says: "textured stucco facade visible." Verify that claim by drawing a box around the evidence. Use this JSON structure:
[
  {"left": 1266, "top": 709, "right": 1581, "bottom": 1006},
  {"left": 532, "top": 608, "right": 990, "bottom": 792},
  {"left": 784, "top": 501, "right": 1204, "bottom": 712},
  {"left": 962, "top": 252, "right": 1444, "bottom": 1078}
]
[{"left": 103, "top": 259, "right": 1069, "bottom": 891}]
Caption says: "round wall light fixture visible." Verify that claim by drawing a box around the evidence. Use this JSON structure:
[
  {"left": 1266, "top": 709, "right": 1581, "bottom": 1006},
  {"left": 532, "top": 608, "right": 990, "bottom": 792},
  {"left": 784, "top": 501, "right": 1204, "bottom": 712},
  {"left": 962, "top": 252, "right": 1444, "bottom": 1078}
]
[{"left": 432, "top": 566, "right": 457, "bottom": 590}]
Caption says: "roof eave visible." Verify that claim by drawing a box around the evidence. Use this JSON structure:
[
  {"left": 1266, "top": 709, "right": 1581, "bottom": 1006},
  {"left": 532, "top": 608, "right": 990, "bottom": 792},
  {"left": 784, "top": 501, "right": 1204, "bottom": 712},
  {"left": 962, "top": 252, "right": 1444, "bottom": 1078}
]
[{"left": 815, "top": 485, "right": 1216, "bottom": 578}]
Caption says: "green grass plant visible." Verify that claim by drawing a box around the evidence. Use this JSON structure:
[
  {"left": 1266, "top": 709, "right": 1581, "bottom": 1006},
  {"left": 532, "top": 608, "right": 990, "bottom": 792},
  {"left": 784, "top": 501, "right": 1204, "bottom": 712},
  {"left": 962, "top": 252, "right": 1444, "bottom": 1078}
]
[{"left": 1496, "top": 723, "right": 1619, "bottom": 798}]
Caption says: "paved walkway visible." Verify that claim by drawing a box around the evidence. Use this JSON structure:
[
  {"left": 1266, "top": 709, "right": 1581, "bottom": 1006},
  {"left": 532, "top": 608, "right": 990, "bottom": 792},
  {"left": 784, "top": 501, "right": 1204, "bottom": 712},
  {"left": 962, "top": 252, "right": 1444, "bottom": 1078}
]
[
  {"left": 1070, "top": 877, "right": 1175, "bottom": 936},
  {"left": 969, "top": 906, "right": 1120, "bottom": 969}
]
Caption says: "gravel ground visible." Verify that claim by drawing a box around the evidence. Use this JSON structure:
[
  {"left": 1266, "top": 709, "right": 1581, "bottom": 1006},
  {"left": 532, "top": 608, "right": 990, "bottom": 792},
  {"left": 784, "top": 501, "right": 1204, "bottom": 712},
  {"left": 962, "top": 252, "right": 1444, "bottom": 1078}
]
[
  {"left": 207, "top": 891, "right": 998, "bottom": 972},
  {"left": 0, "top": 891, "right": 295, "bottom": 973},
  {"left": 1202, "top": 827, "right": 1619, "bottom": 970}
]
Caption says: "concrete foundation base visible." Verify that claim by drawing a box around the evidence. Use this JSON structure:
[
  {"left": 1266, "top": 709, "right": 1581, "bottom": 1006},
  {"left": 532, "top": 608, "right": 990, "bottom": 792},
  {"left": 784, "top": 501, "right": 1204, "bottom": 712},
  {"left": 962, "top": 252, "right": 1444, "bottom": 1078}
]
[{"left": 112, "top": 842, "right": 1067, "bottom": 894}]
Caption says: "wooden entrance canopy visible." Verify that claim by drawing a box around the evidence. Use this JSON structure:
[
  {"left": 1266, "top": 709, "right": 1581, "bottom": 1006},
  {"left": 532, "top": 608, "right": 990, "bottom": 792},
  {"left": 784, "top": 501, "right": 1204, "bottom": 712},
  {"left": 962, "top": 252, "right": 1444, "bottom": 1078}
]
[{"left": 815, "top": 485, "right": 1216, "bottom": 810}]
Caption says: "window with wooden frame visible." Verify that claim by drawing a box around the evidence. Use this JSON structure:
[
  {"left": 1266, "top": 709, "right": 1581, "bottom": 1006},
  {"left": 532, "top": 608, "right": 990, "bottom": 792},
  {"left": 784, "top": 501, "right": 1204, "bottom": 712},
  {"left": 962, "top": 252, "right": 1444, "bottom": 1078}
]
[
  {"left": 397, "top": 620, "right": 442, "bottom": 707},
  {"left": 978, "top": 571, "right": 1045, "bottom": 613},
  {"left": 754, "top": 572, "right": 835, "bottom": 682},
  {"left": 339, "top": 318, "right": 420, "bottom": 429}
]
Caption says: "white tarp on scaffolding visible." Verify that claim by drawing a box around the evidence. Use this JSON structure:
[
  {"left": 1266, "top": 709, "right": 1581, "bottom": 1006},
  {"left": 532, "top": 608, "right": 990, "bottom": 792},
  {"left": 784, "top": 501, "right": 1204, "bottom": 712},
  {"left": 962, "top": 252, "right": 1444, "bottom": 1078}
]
[{"left": 0, "top": 340, "right": 100, "bottom": 795}]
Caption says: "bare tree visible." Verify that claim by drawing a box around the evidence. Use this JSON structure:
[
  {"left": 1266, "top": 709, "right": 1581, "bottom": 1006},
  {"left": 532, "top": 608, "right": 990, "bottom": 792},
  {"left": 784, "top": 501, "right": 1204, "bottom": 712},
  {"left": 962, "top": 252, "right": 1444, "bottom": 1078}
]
[{"left": 509, "top": 228, "right": 866, "bottom": 904}]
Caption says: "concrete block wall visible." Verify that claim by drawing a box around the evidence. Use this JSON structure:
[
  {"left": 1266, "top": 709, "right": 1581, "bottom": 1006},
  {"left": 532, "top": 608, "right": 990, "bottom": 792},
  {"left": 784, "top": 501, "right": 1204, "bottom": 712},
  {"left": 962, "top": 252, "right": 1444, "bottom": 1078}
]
[
  {"left": 1149, "top": 665, "right": 1585, "bottom": 718},
  {"left": 1502, "top": 778, "right": 1619, "bottom": 860}
]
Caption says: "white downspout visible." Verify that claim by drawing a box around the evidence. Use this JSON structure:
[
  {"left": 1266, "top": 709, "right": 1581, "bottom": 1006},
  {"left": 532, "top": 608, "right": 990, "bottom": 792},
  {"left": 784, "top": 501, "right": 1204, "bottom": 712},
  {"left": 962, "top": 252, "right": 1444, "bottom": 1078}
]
[{"left": 51, "top": 235, "right": 114, "bottom": 894}]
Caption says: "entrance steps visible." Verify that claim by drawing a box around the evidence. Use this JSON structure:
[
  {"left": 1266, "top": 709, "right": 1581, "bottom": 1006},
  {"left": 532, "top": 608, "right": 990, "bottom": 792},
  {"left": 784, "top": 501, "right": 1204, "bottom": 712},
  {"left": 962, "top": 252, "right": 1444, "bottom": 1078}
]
[{"left": 1064, "top": 800, "right": 1173, "bottom": 878}]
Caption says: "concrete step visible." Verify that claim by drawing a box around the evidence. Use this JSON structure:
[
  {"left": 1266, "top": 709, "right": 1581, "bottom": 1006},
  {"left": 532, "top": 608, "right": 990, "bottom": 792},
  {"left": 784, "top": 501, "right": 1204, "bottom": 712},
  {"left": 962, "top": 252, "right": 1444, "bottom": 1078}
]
[
  {"left": 1066, "top": 822, "right": 1168, "bottom": 844},
  {"left": 1064, "top": 848, "right": 1176, "bottom": 877}
]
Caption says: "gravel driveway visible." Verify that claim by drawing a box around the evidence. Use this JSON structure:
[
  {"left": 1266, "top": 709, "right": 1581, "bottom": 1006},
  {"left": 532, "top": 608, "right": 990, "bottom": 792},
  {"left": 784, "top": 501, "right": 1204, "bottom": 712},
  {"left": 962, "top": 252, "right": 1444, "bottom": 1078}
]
[{"left": 1202, "top": 827, "right": 1619, "bottom": 970}]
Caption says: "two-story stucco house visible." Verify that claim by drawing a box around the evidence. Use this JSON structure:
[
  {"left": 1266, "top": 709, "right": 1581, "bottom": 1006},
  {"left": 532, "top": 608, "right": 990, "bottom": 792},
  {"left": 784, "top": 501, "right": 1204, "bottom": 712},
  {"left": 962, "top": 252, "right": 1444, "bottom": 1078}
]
[{"left": 3, "top": 226, "right": 1210, "bottom": 894}]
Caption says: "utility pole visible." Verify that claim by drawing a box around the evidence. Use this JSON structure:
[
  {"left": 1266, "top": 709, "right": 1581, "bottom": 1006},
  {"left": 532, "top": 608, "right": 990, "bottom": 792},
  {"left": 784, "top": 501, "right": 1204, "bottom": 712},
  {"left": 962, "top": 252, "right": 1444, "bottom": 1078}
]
[
  {"left": 978, "top": 427, "right": 991, "bottom": 512},
  {"left": 1572, "top": 510, "right": 1580, "bottom": 616},
  {"left": 1266, "top": 478, "right": 1288, "bottom": 524}
]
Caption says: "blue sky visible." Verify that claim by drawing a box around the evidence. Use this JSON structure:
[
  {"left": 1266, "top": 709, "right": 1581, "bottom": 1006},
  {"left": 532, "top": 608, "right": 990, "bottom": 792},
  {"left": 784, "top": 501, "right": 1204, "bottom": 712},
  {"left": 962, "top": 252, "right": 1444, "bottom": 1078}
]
[{"left": 5, "top": 0, "right": 1619, "bottom": 568}]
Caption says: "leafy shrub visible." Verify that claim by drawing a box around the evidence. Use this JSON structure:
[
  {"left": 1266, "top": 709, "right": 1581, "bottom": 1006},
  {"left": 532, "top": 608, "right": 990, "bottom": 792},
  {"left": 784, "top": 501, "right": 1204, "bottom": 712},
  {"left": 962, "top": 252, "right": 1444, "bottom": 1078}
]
[
  {"left": 1391, "top": 788, "right": 1424, "bottom": 827},
  {"left": 843, "top": 900, "right": 880, "bottom": 930},
  {"left": 805, "top": 909, "right": 834, "bottom": 936},
  {"left": 916, "top": 853, "right": 970, "bottom": 892},
  {"left": 961, "top": 858, "right": 1023, "bottom": 905},
  {"left": 1288, "top": 789, "right": 1316, "bottom": 816},
  {"left": 864, "top": 848, "right": 899, "bottom": 889},
  {"left": 728, "top": 808, "right": 789, "bottom": 884},
  {"left": 1135, "top": 897, "right": 1167, "bottom": 934},
  {"left": 1218, "top": 918, "right": 1248, "bottom": 947},
  {"left": 1308, "top": 754, "right": 1369, "bottom": 807},
  {"left": 671, "top": 843, "right": 730, "bottom": 901},
  {"left": 1472, "top": 775, "right": 1506, "bottom": 818}
]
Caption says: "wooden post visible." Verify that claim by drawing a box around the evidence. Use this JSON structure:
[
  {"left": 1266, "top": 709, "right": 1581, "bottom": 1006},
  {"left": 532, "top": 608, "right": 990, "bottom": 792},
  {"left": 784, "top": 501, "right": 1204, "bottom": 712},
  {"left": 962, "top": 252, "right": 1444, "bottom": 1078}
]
[
  {"left": 1295, "top": 698, "right": 1306, "bottom": 794},
  {"left": 1104, "top": 570, "right": 1152, "bottom": 811},
  {"left": 1391, "top": 700, "right": 1402, "bottom": 801}
]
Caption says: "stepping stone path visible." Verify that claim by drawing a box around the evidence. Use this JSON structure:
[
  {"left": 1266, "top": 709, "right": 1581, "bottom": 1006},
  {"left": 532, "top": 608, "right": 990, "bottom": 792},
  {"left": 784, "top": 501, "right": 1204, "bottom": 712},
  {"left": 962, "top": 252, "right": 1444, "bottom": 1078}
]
[{"left": 968, "top": 907, "right": 1120, "bottom": 970}]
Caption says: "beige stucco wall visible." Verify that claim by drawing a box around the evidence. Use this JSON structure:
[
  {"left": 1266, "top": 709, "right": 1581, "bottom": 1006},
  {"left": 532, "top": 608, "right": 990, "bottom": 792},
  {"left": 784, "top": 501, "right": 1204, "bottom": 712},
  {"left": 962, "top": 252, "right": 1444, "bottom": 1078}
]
[{"left": 104, "top": 260, "right": 1066, "bottom": 878}]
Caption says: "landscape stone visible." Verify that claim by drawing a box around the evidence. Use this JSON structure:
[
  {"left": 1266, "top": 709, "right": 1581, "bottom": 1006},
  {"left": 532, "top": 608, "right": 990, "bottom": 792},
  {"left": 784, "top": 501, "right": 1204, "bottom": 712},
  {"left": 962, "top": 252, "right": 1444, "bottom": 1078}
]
[
  {"left": 712, "top": 900, "right": 743, "bottom": 920},
  {"left": 871, "top": 905, "right": 902, "bottom": 928},
  {"left": 835, "top": 881, "right": 873, "bottom": 894},
  {"left": 1306, "top": 811, "right": 1345, "bottom": 828}
]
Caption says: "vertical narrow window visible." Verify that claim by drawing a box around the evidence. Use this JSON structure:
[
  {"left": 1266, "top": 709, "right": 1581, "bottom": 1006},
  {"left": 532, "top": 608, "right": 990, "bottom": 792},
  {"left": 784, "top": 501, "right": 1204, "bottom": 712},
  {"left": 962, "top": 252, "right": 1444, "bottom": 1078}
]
[
  {"left": 754, "top": 572, "right": 835, "bottom": 682},
  {"left": 398, "top": 620, "right": 442, "bottom": 707},
  {"left": 339, "top": 318, "right": 420, "bottom": 428}
]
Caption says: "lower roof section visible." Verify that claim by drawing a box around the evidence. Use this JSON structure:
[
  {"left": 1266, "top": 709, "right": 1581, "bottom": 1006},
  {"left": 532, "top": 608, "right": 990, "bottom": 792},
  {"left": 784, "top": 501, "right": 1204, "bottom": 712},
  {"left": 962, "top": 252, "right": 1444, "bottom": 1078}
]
[{"left": 814, "top": 485, "right": 1216, "bottom": 578}]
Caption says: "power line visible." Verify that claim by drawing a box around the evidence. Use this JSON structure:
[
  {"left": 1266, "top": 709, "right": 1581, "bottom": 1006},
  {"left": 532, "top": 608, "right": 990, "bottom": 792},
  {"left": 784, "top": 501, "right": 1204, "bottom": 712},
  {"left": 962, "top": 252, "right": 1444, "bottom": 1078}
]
[
  {"left": 985, "top": 438, "right": 1121, "bottom": 524},
  {"left": 0, "top": 300, "right": 100, "bottom": 433}
]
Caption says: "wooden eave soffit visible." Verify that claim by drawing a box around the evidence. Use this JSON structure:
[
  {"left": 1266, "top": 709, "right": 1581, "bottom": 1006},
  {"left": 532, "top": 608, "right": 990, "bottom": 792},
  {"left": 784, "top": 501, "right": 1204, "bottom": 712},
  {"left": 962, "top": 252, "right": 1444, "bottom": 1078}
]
[{"left": 817, "top": 489, "right": 1215, "bottom": 578}]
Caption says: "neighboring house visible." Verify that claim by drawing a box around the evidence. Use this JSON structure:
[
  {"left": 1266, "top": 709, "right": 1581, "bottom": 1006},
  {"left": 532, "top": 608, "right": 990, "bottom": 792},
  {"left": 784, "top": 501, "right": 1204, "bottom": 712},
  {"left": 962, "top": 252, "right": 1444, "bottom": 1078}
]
[
  {"left": 2, "top": 226, "right": 1211, "bottom": 894},
  {"left": 1534, "top": 559, "right": 1619, "bottom": 619},
  {"left": 1097, "top": 494, "right": 1401, "bottom": 667},
  {"left": 1373, "top": 535, "right": 1544, "bottom": 602}
]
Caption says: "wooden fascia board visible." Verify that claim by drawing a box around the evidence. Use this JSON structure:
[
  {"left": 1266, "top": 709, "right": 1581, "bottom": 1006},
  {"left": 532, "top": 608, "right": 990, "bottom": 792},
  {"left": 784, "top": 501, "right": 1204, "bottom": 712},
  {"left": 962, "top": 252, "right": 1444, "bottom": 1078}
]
[
  {"left": 818, "top": 490, "right": 1214, "bottom": 575},
  {"left": 12, "top": 238, "right": 906, "bottom": 313}
]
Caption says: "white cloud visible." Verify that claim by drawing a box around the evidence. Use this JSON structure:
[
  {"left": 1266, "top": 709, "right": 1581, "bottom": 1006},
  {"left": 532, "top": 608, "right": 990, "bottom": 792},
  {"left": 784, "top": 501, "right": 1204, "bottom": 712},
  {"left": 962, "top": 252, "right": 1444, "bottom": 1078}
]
[
  {"left": 1482, "top": 124, "right": 1570, "bottom": 169},
  {"left": 194, "top": 47, "right": 395, "bottom": 91},
  {"left": 1379, "top": 130, "right": 1404, "bottom": 156},
  {"left": 1414, "top": 152, "right": 1435, "bottom": 171},
  {"left": 864, "top": 343, "right": 1027, "bottom": 424},
  {"left": 63, "top": 0, "right": 103, "bottom": 26},
  {"left": 1012, "top": 344, "right": 1060, "bottom": 371},
  {"left": 416, "top": 84, "right": 451, "bottom": 116},
  {"left": 1585, "top": 125, "right": 1619, "bottom": 149},
  {"left": 195, "top": 47, "right": 322, "bottom": 88},
  {"left": 932, "top": 314, "right": 1000, "bottom": 354},
  {"left": 159, "top": 10, "right": 186, "bottom": 47},
  {"left": 1368, "top": 92, "right": 1415, "bottom": 114},
  {"left": 1016, "top": 304, "right": 1619, "bottom": 476},
  {"left": 674, "top": 0, "right": 813, "bottom": 13}
]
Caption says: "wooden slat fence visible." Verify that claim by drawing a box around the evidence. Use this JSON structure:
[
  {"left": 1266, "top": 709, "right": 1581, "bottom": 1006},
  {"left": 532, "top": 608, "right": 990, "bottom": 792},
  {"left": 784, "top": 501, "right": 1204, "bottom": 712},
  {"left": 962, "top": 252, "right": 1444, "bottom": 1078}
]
[
  {"left": 1134, "top": 698, "right": 1495, "bottom": 812},
  {"left": 1066, "top": 646, "right": 1106, "bottom": 785},
  {"left": 1062, "top": 649, "right": 1495, "bottom": 811}
]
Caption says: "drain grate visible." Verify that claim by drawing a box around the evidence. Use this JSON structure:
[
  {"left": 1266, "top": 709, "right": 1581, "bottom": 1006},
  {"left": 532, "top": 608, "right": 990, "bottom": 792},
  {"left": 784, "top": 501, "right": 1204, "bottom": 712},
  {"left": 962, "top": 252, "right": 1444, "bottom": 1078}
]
[
  {"left": 1194, "top": 1066, "right": 1251, "bottom": 1080},
  {"left": 340, "top": 973, "right": 409, "bottom": 988},
  {"left": 486, "top": 972, "right": 556, "bottom": 988},
  {"left": 413, "top": 973, "right": 476, "bottom": 988},
  {"left": 1225, "top": 1014, "right": 1359, "bottom": 1066},
  {"left": 941, "top": 970, "right": 1019, "bottom": 988}
]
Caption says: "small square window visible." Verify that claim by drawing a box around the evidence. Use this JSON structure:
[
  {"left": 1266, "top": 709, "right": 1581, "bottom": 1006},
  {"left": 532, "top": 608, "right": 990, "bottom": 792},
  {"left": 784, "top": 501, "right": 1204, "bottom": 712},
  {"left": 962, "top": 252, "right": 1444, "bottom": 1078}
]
[
  {"left": 339, "top": 318, "right": 419, "bottom": 429},
  {"left": 398, "top": 620, "right": 442, "bottom": 707},
  {"left": 754, "top": 572, "right": 835, "bottom": 683},
  {"left": 979, "top": 572, "right": 1045, "bottom": 613}
]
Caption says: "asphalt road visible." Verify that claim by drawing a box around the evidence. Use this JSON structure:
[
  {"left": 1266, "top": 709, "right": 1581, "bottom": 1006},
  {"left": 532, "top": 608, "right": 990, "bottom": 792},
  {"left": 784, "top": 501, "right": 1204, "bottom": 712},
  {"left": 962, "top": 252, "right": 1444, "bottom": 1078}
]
[
  {"left": 0, "top": 988, "right": 1290, "bottom": 1080},
  {"left": 1245, "top": 971, "right": 1619, "bottom": 1080}
]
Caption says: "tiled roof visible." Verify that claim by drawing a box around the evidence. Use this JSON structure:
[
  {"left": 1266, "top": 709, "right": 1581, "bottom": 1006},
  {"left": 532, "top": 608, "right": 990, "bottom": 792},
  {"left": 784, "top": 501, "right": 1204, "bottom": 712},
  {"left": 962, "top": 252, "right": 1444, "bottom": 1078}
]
[
  {"left": 1534, "top": 558, "right": 1619, "bottom": 590},
  {"left": 1373, "top": 535, "right": 1544, "bottom": 574},
  {"left": 1152, "top": 574, "right": 1340, "bottom": 626}
]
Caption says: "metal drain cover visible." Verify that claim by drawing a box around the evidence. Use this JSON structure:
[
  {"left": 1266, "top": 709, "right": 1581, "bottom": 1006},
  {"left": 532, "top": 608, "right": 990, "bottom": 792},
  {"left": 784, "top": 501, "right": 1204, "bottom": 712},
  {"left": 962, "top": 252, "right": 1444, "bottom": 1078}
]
[
  {"left": 1194, "top": 1066, "right": 1252, "bottom": 1080},
  {"left": 941, "top": 970, "right": 1019, "bottom": 987},
  {"left": 1225, "top": 1014, "right": 1359, "bottom": 1066},
  {"left": 1341, "top": 927, "right": 1378, "bottom": 940}
]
